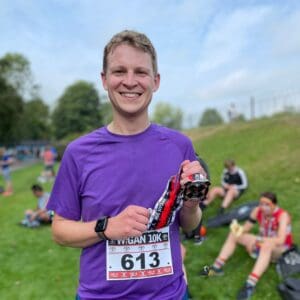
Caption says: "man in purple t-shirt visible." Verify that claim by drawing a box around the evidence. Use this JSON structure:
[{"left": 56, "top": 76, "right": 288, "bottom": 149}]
[{"left": 47, "top": 30, "right": 206, "bottom": 300}]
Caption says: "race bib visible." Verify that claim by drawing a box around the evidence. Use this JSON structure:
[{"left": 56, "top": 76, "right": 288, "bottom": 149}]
[{"left": 106, "top": 227, "right": 173, "bottom": 280}]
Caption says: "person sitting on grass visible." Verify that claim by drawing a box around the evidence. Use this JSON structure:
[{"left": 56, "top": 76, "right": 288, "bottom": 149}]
[
  {"left": 201, "top": 159, "right": 247, "bottom": 215},
  {"left": 20, "top": 184, "right": 53, "bottom": 228},
  {"left": 199, "top": 191, "right": 294, "bottom": 300}
]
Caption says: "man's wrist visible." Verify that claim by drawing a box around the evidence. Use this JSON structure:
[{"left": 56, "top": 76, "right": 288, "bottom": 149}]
[
  {"left": 181, "top": 204, "right": 201, "bottom": 219},
  {"left": 94, "top": 217, "right": 111, "bottom": 241},
  {"left": 96, "top": 230, "right": 110, "bottom": 241},
  {"left": 182, "top": 202, "right": 199, "bottom": 212},
  {"left": 180, "top": 206, "right": 201, "bottom": 232}
]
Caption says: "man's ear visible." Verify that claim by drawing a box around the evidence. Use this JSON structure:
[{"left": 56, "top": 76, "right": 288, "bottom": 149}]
[
  {"left": 153, "top": 73, "right": 160, "bottom": 92},
  {"left": 101, "top": 72, "right": 108, "bottom": 91}
]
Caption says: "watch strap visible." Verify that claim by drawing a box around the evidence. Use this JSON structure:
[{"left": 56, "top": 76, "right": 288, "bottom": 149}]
[{"left": 96, "top": 230, "right": 110, "bottom": 241}]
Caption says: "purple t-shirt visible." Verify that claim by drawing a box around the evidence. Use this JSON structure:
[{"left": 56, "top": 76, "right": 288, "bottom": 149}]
[{"left": 47, "top": 124, "right": 197, "bottom": 300}]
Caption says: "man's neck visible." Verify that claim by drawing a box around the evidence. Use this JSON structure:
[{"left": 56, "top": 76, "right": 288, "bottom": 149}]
[{"left": 108, "top": 117, "right": 151, "bottom": 135}]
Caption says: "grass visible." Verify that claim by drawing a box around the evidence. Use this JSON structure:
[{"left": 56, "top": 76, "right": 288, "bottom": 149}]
[
  {"left": 0, "top": 163, "right": 80, "bottom": 300},
  {"left": 184, "top": 113, "right": 300, "bottom": 300},
  {"left": 0, "top": 113, "right": 299, "bottom": 299}
]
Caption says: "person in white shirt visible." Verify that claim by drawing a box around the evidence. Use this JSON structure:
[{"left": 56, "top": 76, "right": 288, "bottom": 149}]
[
  {"left": 202, "top": 159, "right": 248, "bottom": 214},
  {"left": 20, "top": 184, "right": 53, "bottom": 227}
]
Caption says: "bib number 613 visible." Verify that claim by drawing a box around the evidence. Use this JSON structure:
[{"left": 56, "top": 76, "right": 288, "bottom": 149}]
[{"left": 121, "top": 252, "right": 160, "bottom": 270}]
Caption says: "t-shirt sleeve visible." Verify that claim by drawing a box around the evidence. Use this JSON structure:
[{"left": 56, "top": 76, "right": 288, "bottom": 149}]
[
  {"left": 184, "top": 138, "right": 197, "bottom": 161},
  {"left": 46, "top": 145, "right": 81, "bottom": 221}
]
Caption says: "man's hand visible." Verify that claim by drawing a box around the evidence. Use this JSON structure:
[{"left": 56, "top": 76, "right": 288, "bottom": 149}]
[
  {"left": 180, "top": 160, "right": 206, "bottom": 186},
  {"left": 180, "top": 160, "right": 210, "bottom": 204},
  {"left": 179, "top": 160, "right": 204, "bottom": 231},
  {"left": 105, "top": 205, "right": 149, "bottom": 240}
]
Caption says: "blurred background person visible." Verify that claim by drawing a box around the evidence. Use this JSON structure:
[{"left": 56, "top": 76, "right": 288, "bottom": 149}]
[
  {"left": 20, "top": 184, "right": 53, "bottom": 228},
  {"left": 202, "top": 159, "right": 247, "bottom": 215},
  {"left": 199, "top": 192, "right": 294, "bottom": 300},
  {"left": 0, "top": 146, "right": 14, "bottom": 196}
]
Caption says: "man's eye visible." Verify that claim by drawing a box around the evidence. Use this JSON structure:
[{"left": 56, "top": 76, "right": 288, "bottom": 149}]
[
  {"left": 136, "top": 70, "right": 148, "bottom": 76},
  {"left": 113, "top": 70, "right": 124, "bottom": 75}
]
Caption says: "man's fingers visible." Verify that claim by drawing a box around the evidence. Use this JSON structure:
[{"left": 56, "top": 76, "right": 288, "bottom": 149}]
[
  {"left": 182, "top": 161, "right": 206, "bottom": 176},
  {"left": 127, "top": 205, "right": 150, "bottom": 218},
  {"left": 132, "top": 222, "right": 148, "bottom": 233},
  {"left": 135, "top": 214, "right": 149, "bottom": 226}
]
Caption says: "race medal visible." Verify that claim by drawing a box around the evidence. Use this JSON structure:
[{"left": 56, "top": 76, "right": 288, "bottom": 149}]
[{"left": 106, "top": 227, "right": 173, "bottom": 280}]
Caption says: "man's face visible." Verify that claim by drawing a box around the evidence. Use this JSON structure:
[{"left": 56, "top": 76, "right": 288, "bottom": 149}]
[{"left": 101, "top": 44, "right": 160, "bottom": 119}]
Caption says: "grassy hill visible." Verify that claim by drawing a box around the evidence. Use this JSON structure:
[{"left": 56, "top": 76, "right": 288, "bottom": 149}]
[
  {"left": 184, "top": 113, "right": 300, "bottom": 299},
  {"left": 0, "top": 113, "right": 299, "bottom": 299}
]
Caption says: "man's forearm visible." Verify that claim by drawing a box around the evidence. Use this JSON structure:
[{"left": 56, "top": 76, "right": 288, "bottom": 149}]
[
  {"left": 179, "top": 205, "right": 202, "bottom": 232},
  {"left": 52, "top": 216, "right": 101, "bottom": 248}
]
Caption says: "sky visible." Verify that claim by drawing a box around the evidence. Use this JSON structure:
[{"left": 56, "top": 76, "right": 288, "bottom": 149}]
[{"left": 1, "top": 0, "right": 300, "bottom": 126}]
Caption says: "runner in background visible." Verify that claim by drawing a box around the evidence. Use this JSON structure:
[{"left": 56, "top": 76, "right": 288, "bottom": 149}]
[
  {"left": 0, "top": 147, "right": 14, "bottom": 196},
  {"left": 38, "top": 145, "right": 56, "bottom": 183}
]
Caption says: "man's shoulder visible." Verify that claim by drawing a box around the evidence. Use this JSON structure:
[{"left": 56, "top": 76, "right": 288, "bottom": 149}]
[
  {"left": 66, "top": 128, "right": 106, "bottom": 153},
  {"left": 151, "top": 123, "right": 191, "bottom": 143}
]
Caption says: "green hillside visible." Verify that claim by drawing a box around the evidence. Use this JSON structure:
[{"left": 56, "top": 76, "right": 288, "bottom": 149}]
[
  {"left": 0, "top": 113, "right": 299, "bottom": 299},
  {"left": 184, "top": 113, "right": 300, "bottom": 299}
]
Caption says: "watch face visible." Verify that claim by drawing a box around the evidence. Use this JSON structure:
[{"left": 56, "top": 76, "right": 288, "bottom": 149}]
[{"left": 96, "top": 217, "right": 108, "bottom": 232}]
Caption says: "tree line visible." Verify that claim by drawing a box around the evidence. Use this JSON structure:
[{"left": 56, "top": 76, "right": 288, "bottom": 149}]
[{"left": 0, "top": 52, "right": 228, "bottom": 145}]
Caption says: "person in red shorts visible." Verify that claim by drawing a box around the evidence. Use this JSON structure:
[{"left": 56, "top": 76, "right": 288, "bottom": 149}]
[{"left": 200, "top": 191, "right": 294, "bottom": 300}]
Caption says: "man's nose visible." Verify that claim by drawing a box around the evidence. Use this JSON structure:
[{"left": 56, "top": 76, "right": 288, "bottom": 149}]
[{"left": 122, "top": 72, "right": 137, "bottom": 87}]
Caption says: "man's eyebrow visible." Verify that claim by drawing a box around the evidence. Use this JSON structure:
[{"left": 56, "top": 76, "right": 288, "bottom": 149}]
[
  {"left": 111, "top": 65, "right": 126, "bottom": 70},
  {"left": 135, "top": 66, "right": 151, "bottom": 72}
]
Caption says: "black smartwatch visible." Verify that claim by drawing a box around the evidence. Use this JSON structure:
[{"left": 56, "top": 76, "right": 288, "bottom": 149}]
[{"left": 95, "top": 216, "right": 110, "bottom": 240}]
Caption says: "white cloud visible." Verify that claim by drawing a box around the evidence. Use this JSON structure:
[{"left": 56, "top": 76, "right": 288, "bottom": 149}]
[
  {"left": 195, "top": 5, "right": 271, "bottom": 74},
  {"left": 270, "top": 10, "right": 300, "bottom": 56},
  {"left": 0, "top": 1, "right": 299, "bottom": 120},
  {"left": 196, "top": 69, "right": 251, "bottom": 100}
]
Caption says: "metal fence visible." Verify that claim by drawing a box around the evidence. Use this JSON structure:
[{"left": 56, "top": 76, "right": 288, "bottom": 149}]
[{"left": 184, "top": 89, "right": 300, "bottom": 128}]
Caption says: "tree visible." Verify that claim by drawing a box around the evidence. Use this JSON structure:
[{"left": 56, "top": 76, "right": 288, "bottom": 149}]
[
  {"left": 0, "top": 53, "right": 33, "bottom": 98},
  {"left": 199, "top": 108, "right": 224, "bottom": 127},
  {"left": 232, "top": 114, "right": 246, "bottom": 122},
  {"left": 0, "top": 53, "right": 51, "bottom": 143},
  {"left": 52, "top": 81, "right": 102, "bottom": 139},
  {"left": 100, "top": 99, "right": 113, "bottom": 125},
  {"left": 20, "top": 98, "right": 51, "bottom": 140},
  {"left": 0, "top": 77, "right": 24, "bottom": 144},
  {"left": 151, "top": 102, "right": 183, "bottom": 130}
]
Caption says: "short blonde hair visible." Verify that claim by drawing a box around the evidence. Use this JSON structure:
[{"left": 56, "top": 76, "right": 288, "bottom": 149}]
[{"left": 102, "top": 30, "right": 158, "bottom": 75}]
